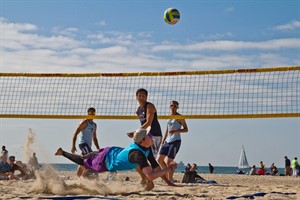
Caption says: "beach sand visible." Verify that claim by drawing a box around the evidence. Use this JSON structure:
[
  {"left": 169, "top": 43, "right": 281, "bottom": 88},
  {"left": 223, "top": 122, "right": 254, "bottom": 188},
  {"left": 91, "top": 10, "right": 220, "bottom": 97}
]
[{"left": 0, "top": 166, "right": 299, "bottom": 200}]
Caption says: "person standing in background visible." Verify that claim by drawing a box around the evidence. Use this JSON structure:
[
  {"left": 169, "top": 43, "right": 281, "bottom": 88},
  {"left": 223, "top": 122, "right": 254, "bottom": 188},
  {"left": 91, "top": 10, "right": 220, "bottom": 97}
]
[
  {"left": 28, "top": 152, "right": 40, "bottom": 171},
  {"left": 158, "top": 100, "right": 188, "bottom": 182},
  {"left": 284, "top": 156, "right": 291, "bottom": 176},
  {"left": 71, "top": 107, "right": 100, "bottom": 177},
  {"left": 209, "top": 163, "right": 214, "bottom": 174},
  {"left": 1, "top": 146, "right": 8, "bottom": 158},
  {"left": 291, "top": 157, "right": 299, "bottom": 176}
]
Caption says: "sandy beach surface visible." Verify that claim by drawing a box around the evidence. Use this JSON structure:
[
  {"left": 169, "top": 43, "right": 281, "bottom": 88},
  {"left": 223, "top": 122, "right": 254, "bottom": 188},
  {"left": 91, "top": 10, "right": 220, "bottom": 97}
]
[{"left": 1, "top": 166, "right": 299, "bottom": 200}]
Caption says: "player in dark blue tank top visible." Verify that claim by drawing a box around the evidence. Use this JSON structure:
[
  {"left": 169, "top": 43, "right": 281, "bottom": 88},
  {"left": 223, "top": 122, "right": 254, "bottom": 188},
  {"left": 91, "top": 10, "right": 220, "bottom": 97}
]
[
  {"left": 128, "top": 88, "right": 162, "bottom": 159},
  {"left": 136, "top": 102, "right": 162, "bottom": 137},
  {"left": 126, "top": 88, "right": 163, "bottom": 184}
]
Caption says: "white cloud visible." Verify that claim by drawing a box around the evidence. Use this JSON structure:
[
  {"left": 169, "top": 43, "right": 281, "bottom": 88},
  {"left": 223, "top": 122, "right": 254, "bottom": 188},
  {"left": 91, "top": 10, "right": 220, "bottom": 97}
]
[
  {"left": 1, "top": 18, "right": 299, "bottom": 73},
  {"left": 88, "top": 33, "right": 113, "bottom": 44},
  {"left": 52, "top": 27, "right": 79, "bottom": 36},
  {"left": 96, "top": 20, "right": 106, "bottom": 26},
  {"left": 205, "top": 32, "right": 234, "bottom": 40},
  {"left": 88, "top": 32, "right": 137, "bottom": 46},
  {"left": 152, "top": 38, "right": 300, "bottom": 52},
  {"left": 1, "top": 17, "right": 37, "bottom": 32},
  {"left": 1, "top": 19, "right": 82, "bottom": 50},
  {"left": 273, "top": 20, "right": 300, "bottom": 31}
]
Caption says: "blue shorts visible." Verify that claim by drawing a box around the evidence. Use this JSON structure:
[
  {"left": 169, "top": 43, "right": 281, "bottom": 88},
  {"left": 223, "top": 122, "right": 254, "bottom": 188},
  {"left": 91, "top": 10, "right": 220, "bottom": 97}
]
[
  {"left": 159, "top": 140, "right": 181, "bottom": 159},
  {"left": 79, "top": 143, "right": 93, "bottom": 155}
]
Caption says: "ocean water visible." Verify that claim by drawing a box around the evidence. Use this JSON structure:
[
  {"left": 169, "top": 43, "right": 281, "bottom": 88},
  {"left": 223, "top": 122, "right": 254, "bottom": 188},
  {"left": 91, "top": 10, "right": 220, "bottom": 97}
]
[{"left": 46, "top": 163, "right": 285, "bottom": 175}]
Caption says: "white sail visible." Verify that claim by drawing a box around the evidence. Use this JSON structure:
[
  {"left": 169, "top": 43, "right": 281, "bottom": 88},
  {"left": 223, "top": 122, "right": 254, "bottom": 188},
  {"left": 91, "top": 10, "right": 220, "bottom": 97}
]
[{"left": 238, "top": 145, "right": 250, "bottom": 169}]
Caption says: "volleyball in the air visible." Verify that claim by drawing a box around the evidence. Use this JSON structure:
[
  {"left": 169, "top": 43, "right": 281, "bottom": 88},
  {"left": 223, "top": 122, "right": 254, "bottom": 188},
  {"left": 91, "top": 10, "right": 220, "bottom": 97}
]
[{"left": 164, "top": 8, "right": 180, "bottom": 25}]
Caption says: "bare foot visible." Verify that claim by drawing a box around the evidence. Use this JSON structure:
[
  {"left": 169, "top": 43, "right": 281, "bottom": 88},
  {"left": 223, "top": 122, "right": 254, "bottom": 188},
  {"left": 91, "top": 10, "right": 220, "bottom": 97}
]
[
  {"left": 55, "top": 148, "right": 63, "bottom": 156},
  {"left": 144, "top": 180, "right": 154, "bottom": 191},
  {"left": 140, "top": 178, "right": 147, "bottom": 185}
]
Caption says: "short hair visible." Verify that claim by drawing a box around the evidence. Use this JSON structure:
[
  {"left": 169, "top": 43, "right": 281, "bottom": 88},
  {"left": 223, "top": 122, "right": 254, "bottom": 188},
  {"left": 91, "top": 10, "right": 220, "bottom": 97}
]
[
  {"left": 87, "top": 107, "right": 96, "bottom": 113},
  {"left": 170, "top": 100, "right": 179, "bottom": 106},
  {"left": 136, "top": 88, "right": 148, "bottom": 96},
  {"left": 9, "top": 156, "right": 15, "bottom": 160}
]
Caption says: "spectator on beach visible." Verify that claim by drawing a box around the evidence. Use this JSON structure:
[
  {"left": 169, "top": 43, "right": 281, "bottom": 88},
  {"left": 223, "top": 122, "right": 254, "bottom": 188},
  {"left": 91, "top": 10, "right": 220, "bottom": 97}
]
[
  {"left": 0, "top": 154, "right": 12, "bottom": 180},
  {"left": 209, "top": 163, "right": 214, "bottom": 174},
  {"left": 259, "top": 161, "right": 265, "bottom": 169},
  {"left": 56, "top": 127, "right": 179, "bottom": 191},
  {"left": 284, "top": 156, "right": 291, "bottom": 176},
  {"left": 28, "top": 152, "right": 40, "bottom": 170},
  {"left": 8, "top": 156, "right": 28, "bottom": 180},
  {"left": 291, "top": 157, "right": 299, "bottom": 176},
  {"left": 71, "top": 107, "right": 100, "bottom": 177},
  {"left": 249, "top": 165, "right": 256, "bottom": 175},
  {"left": 271, "top": 165, "right": 278, "bottom": 176},
  {"left": 158, "top": 100, "right": 188, "bottom": 182},
  {"left": 185, "top": 163, "right": 191, "bottom": 172},
  {"left": 182, "top": 163, "right": 206, "bottom": 183},
  {"left": 269, "top": 163, "right": 275, "bottom": 174},
  {"left": 257, "top": 162, "right": 267, "bottom": 175},
  {"left": 236, "top": 168, "right": 245, "bottom": 175},
  {"left": 257, "top": 168, "right": 266, "bottom": 175},
  {"left": 1, "top": 146, "right": 8, "bottom": 158},
  {"left": 15, "top": 161, "right": 35, "bottom": 179},
  {"left": 269, "top": 163, "right": 278, "bottom": 175}
]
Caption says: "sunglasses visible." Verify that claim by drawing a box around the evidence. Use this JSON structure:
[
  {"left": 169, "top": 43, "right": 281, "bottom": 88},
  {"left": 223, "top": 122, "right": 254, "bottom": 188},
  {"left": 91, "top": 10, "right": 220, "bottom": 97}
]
[
  {"left": 140, "top": 133, "right": 153, "bottom": 143},
  {"left": 170, "top": 104, "right": 178, "bottom": 107}
]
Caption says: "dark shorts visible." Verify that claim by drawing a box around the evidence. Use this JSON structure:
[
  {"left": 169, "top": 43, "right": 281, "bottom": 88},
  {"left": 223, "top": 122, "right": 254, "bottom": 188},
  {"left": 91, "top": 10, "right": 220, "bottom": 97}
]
[
  {"left": 159, "top": 140, "right": 181, "bottom": 159},
  {"left": 79, "top": 143, "right": 93, "bottom": 155}
]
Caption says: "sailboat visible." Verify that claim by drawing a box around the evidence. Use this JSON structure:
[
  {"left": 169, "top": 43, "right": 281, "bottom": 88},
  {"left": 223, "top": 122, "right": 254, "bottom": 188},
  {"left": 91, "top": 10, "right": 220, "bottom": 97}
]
[{"left": 238, "top": 145, "right": 250, "bottom": 169}]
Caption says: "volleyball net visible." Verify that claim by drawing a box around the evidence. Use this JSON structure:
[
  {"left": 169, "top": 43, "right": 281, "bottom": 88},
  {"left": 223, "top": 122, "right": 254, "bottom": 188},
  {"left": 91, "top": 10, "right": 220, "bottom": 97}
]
[{"left": 0, "top": 66, "right": 299, "bottom": 119}]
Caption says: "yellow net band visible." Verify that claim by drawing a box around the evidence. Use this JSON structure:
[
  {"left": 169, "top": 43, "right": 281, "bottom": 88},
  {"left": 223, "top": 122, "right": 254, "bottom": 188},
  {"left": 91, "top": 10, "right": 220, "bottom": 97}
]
[
  {"left": 1, "top": 66, "right": 299, "bottom": 77},
  {"left": 1, "top": 66, "right": 299, "bottom": 119},
  {"left": 0, "top": 113, "right": 299, "bottom": 120}
]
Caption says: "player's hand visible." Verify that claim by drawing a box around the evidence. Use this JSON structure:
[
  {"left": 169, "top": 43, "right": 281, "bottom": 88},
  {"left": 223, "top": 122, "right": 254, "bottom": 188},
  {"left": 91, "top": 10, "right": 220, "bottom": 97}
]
[
  {"left": 127, "top": 132, "right": 134, "bottom": 138},
  {"left": 169, "top": 129, "right": 177, "bottom": 134}
]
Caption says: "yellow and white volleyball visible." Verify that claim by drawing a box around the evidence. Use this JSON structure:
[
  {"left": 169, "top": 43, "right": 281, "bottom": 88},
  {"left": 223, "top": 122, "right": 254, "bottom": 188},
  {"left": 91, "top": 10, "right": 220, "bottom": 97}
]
[{"left": 163, "top": 8, "right": 180, "bottom": 25}]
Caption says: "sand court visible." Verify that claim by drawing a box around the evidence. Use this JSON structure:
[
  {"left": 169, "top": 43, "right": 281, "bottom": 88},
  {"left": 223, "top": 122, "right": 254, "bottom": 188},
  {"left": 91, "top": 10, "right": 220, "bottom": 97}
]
[{"left": 1, "top": 169, "right": 299, "bottom": 200}]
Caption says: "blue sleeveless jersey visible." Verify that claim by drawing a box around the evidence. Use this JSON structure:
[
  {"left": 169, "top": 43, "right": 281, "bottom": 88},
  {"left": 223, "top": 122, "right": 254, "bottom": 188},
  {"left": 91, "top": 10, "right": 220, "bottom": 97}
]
[
  {"left": 105, "top": 143, "right": 150, "bottom": 171},
  {"left": 136, "top": 102, "right": 162, "bottom": 137},
  {"left": 165, "top": 119, "right": 182, "bottom": 143},
  {"left": 79, "top": 120, "right": 96, "bottom": 147}
]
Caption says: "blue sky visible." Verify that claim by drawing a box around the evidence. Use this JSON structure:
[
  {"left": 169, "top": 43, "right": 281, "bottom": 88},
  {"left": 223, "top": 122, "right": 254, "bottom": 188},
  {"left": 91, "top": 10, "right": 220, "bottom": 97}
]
[{"left": 0, "top": 0, "right": 299, "bottom": 168}]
